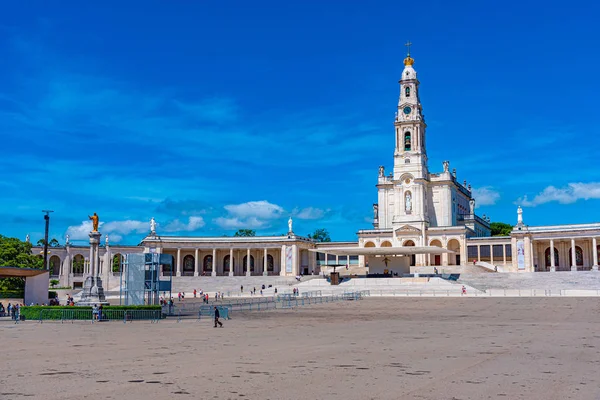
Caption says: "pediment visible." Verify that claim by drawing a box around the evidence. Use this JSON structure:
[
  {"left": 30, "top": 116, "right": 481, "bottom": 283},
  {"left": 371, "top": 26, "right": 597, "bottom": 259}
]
[{"left": 394, "top": 225, "right": 421, "bottom": 234}]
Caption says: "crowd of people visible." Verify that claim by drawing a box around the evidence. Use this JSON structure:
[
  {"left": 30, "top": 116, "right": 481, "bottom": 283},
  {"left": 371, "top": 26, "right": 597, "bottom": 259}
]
[{"left": 0, "top": 302, "right": 22, "bottom": 320}]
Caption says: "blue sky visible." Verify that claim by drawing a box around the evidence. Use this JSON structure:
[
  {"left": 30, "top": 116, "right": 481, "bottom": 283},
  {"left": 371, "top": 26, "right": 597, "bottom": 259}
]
[{"left": 1, "top": 0, "right": 599, "bottom": 244}]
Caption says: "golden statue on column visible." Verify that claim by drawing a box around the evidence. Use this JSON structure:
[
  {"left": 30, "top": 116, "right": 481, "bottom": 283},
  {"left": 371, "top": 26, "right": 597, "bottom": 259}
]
[{"left": 88, "top": 212, "right": 99, "bottom": 232}]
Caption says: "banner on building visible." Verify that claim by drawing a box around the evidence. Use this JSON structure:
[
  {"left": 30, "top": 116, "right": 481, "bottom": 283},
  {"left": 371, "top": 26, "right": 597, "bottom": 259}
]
[
  {"left": 286, "top": 246, "right": 293, "bottom": 273},
  {"left": 517, "top": 240, "right": 525, "bottom": 270}
]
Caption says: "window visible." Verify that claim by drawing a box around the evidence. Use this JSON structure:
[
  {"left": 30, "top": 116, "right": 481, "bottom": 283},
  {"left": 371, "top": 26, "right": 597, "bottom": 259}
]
[
  {"left": 404, "top": 132, "right": 411, "bottom": 151},
  {"left": 405, "top": 86, "right": 410, "bottom": 97}
]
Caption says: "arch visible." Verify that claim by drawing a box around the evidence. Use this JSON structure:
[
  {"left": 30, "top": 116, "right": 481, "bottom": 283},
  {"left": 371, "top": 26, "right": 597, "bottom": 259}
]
[
  {"left": 364, "top": 241, "right": 376, "bottom": 248},
  {"left": 404, "top": 131, "right": 411, "bottom": 151},
  {"left": 405, "top": 86, "right": 411, "bottom": 97},
  {"left": 402, "top": 240, "right": 416, "bottom": 266},
  {"left": 569, "top": 246, "right": 584, "bottom": 268},
  {"left": 267, "top": 254, "right": 274, "bottom": 272},
  {"left": 203, "top": 255, "right": 213, "bottom": 273},
  {"left": 72, "top": 254, "right": 85, "bottom": 274},
  {"left": 544, "top": 247, "right": 559, "bottom": 269},
  {"left": 380, "top": 241, "right": 393, "bottom": 247},
  {"left": 429, "top": 240, "right": 442, "bottom": 266},
  {"left": 49, "top": 255, "right": 61, "bottom": 276},
  {"left": 112, "top": 253, "right": 124, "bottom": 273},
  {"left": 223, "top": 255, "right": 235, "bottom": 273},
  {"left": 243, "top": 255, "right": 255, "bottom": 273},
  {"left": 183, "top": 255, "right": 195, "bottom": 276},
  {"left": 447, "top": 239, "right": 461, "bottom": 266}
]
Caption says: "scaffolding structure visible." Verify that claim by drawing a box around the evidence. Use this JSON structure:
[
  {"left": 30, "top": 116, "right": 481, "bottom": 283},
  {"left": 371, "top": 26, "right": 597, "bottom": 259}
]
[{"left": 119, "top": 253, "right": 173, "bottom": 305}]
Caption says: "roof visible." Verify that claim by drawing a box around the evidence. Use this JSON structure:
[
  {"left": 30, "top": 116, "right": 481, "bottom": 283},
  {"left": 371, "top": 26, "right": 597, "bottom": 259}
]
[
  {"left": 308, "top": 246, "right": 454, "bottom": 256},
  {"left": 0, "top": 266, "right": 49, "bottom": 278}
]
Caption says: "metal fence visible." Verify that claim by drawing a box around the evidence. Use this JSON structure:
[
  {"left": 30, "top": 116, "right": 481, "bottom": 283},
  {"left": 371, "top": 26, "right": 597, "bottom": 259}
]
[{"left": 27, "top": 309, "right": 162, "bottom": 324}]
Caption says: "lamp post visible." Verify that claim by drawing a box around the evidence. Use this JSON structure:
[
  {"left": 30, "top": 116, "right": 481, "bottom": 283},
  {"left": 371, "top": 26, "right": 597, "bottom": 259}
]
[{"left": 42, "top": 210, "right": 54, "bottom": 270}]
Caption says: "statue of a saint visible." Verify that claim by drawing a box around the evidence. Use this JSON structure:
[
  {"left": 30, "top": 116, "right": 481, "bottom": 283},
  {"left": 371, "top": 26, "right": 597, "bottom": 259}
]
[
  {"left": 443, "top": 160, "right": 449, "bottom": 173},
  {"left": 288, "top": 217, "right": 293, "bottom": 234},
  {"left": 25, "top": 234, "right": 30, "bottom": 243},
  {"left": 150, "top": 217, "right": 157, "bottom": 234},
  {"left": 405, "top": 192, "right": 412, "bottom": 213},
  {"left": 378, "top": 166, "right": 385, "bottom": 178},
  {"left": 88, "top": 212, "right": 99, "bottom": 232},
  {"left": 66, "top": 234, "right": 70, "bottom": 245},
  {"left": 373, "top": 204, "right": 379, "bottom": 220},
  {"left": 105, "top": 235, "right": 109, "bottom": 246}
]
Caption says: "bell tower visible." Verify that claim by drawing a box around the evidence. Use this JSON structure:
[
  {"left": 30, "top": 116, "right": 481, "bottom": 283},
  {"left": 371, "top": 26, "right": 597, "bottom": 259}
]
[{"left": 393, "top": 42, "right": 428, "bottom": 180}]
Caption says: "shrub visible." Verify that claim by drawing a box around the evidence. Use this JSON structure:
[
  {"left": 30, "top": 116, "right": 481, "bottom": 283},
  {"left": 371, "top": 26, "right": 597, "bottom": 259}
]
[{"left": 20, "top": 305, "right": 162, "bottom": 320}]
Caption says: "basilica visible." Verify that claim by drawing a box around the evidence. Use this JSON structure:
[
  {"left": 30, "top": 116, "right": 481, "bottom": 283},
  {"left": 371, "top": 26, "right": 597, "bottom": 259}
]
[{"left": 33, "top": 50, "right": 600, "bottom": 289}]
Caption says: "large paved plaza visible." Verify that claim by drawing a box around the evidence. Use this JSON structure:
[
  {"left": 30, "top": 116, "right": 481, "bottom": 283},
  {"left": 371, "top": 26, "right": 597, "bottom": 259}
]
[{"left": 2, "top": 298, "right": 600, "bottom": 400}]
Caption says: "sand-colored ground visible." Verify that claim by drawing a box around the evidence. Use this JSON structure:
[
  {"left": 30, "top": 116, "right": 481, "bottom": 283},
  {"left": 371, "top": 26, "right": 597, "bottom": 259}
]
[{"left": 2, "top": 298, "right": 600, "bottom": 400}]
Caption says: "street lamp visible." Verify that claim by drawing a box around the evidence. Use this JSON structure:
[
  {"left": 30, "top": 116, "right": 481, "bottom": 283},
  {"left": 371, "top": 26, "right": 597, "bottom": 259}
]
[{"left": 42, "top": 210, "right": 54, "bottom": 270}]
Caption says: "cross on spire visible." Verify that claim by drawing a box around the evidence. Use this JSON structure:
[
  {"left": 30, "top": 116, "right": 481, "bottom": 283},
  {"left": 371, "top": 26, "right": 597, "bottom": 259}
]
[{"left": 405, "top": 40, "right": 412, "bottom": 56}]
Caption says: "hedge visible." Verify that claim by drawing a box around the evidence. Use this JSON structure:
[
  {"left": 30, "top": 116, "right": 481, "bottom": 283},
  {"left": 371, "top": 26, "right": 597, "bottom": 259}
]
[
  {"left": 0, "top": 291, "right": 24, "bottom": 299},
  {"left": 20, "top": 305, "right": 162, "bottom": 321}
]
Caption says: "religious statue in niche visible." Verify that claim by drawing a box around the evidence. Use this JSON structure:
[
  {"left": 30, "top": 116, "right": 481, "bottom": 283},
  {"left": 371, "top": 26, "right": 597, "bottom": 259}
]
[
  {"left": 378, "top": 165, "right": 385, "bottom": 177},
  {"left": 405, "top": 191, "right": 412, "bottom": 213},
  {"left": 373, "top": 203, "right": 379, "bottom": 220}
]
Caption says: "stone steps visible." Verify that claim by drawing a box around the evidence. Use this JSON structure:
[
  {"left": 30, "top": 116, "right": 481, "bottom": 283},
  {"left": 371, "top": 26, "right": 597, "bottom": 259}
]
[{"left": 457, "top": 271, "right": 600, "bottom": 291}]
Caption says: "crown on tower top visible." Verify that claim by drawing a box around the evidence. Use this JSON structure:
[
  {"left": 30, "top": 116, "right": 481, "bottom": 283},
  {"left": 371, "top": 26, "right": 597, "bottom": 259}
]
[{"left": 403, "top": 40, "right": 414, "bottom": 66}]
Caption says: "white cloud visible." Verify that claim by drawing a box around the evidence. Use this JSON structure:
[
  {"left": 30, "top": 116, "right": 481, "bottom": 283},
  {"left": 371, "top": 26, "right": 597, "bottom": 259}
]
[
  {"left": 215, "top": 201, "right": 285, "bottom": 230},
  {"left": 471, "top": 187, "right": 500, "bottom": 207},
  {"left": 214, "top": 216, "right": 267, "bottom": 230},
  {"left": 163, "top": 216, "right": 205, "bottom": 232},
  {"left": 295, "top": 207, "right": 327, "bottom": 220},
  {"left": 65, "top": 220, "right": 96, "bottom": 240},
  {"left": 103, "top": 220, "right": 148, "bottom": 234},
  {"left": 518, "top": 182, "right": 600, "bottom": 207},
  {"left": 224, "top": 200, "right": 284, "bottom": 219},
  {"left": 65, "top": 219, "right": 149, "bottom": 242}
]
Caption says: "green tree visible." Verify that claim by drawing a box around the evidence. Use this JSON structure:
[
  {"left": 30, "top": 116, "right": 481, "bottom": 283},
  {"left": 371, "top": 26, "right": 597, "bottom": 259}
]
[
  {"left": 234, "top": 229, "right": 256, "bottom": 237},
  {"left": 490, "top": 222, "right": 513, "bottom": 236},
  {"left": 50, "top": 279, "right": 60, "bottom": 288},
  {"left": 308, "top": 228, "right": 331, "bottom": 242},
  {"left": 0, "top": 235, "right": 44, "bottom": 291},
  {"left": 36, "top": 238, "right": 61, "bottom": 247}
]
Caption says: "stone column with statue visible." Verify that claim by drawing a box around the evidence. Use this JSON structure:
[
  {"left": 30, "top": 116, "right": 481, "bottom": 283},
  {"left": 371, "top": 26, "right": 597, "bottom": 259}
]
[{"left": 78, "top": 212, "right": 108, "bottom": 305}]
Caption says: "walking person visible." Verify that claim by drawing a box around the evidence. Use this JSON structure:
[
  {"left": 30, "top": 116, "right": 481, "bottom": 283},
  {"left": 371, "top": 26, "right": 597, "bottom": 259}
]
[
  {"left": 461, "top": 285, "right": 467, "bottom": 296},
  {"left": 213, "top": 306, "right": 223, "bottom": 328}
]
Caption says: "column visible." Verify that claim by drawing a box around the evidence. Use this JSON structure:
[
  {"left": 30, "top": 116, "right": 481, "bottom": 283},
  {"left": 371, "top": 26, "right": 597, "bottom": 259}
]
[
  {"left": 335, "top": 255, "right": 339, "bottom": 265},
  {"left": 176, "top": 248, "right": 182, "bottom": 276},
  {"left": 503, "top": 244, "right": 506, "bottom": 265},
  {"left": 88, "top": 245, "right": 94, "bottom": 276},
  {"left": 211, "top": 248, "right": 217, "bottom": 276},
  {"left": 194, "top": 248, "right": 199, "bottom": 276},
  {"left": 263, "top": 248, "right": 268, "bottom": 276},
  {"left": 246, "top": 248, "right": 251, "bottom": 276},
  {"left": 490, "top": 245, "right": 494, "bottom": 264},
  {"left": 229, "top": 248, "right": 234, "bottom": 276},
  {"left": 280, "top": 245, "right": 286, "bottom": 276},
  {"left": 550, "top": 239, "right": 556, "bottom": 272},
  {"left": 292, "top": 244, "right": 299, "bottom": 276},
  {"left": 477, "top": 245, "right": 481, "bottom": 263},
  {"left": 530, "top": 240, "right": 535, "bottom": 271},
  {"left": 571, "top": 239, "right": 577, "bottom": 271},
  {"left": 593, "top": 237, "right": 598, "bottom": 271}
]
